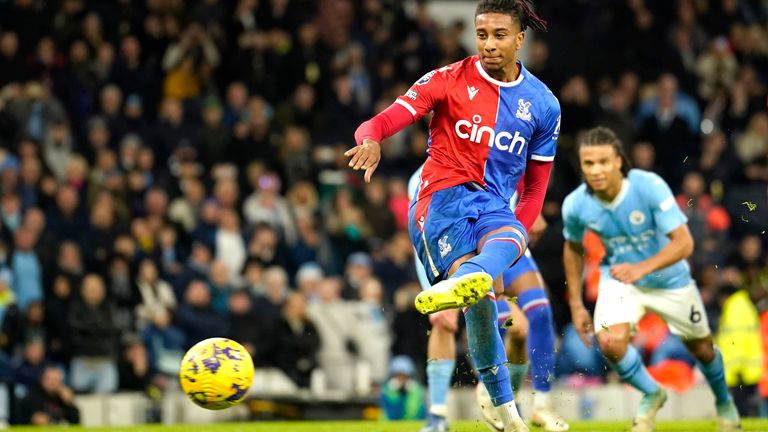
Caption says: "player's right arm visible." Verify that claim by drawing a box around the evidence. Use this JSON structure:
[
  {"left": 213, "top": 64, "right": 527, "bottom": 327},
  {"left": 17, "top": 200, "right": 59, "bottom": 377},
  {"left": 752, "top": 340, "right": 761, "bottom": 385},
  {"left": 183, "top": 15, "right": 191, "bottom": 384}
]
[
  {"left": 345, "top": 67, "right": 449, "bottom": 182},
  {"left": 561, "top": 192, "right": 593, "bottom": 346}
]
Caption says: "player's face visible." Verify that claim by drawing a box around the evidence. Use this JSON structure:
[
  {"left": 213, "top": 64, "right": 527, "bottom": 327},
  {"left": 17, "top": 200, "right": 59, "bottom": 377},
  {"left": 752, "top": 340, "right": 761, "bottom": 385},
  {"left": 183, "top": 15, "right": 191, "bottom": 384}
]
[
  {"left": 579, "top": 144, "right": 623, "bottom": 193},
  {"left": 475, "top": 13, "right": 524, "bottom": 75}
]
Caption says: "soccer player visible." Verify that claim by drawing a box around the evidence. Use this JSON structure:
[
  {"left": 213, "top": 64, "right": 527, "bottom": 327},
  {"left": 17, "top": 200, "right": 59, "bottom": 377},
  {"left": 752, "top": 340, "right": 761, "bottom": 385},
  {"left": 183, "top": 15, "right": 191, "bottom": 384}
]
[
  {"left": 408, "top": 167, "right": 568, "bottom": 432},
  {"left": 562, "top": 127, "right": 741, "bottom": 432},
  {"left": 346, "top": 1, "right": 559, "bottom": 430}
]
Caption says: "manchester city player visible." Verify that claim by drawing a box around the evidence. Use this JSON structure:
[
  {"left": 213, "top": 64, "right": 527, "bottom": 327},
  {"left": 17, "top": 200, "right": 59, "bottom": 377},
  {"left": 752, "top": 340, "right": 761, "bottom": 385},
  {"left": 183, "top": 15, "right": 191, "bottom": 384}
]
[{"left": 562, "top": 126, "right": 741, "bottom": 432}]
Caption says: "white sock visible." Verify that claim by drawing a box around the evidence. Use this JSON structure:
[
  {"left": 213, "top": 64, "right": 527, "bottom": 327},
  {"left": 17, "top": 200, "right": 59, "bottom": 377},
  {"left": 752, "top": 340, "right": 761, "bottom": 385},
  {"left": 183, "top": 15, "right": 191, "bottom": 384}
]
[
  {"left": 533, "top": 391, "right": 552, "bottom": 410},
  {"left": 497, "top": 400, "right": 521, "bottom": 426}
]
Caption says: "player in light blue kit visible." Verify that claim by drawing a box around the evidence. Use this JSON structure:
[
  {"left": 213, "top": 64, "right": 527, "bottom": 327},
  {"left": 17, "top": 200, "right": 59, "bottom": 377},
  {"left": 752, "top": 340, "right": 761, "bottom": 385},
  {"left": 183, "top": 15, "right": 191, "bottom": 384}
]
[
  {"left": 409, "top": 167, "right": 568, "bottom": 432},
  {"left": 562, "top": 127, "right": 741, "bottom": 432}
]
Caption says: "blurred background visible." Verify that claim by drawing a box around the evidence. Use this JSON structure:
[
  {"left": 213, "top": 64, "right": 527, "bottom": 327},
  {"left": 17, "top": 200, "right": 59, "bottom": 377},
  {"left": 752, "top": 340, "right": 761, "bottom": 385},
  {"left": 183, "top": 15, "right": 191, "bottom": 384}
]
[{"left": 0, "top": 0, "right": 766, "bottom": 427}]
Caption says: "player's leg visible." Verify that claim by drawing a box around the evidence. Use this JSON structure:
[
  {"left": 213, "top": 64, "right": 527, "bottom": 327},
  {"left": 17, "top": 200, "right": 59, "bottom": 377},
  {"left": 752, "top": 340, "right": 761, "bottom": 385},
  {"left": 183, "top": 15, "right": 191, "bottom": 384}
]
[
  {"left": 417, "top": 251, "right": 459, "bottom": 432},
  {"left": 646, "top": 283, "right": 741, "bottom": 431},
  {"left": 410, "top": 190, "right": 526, "bottom": 431},
  {"left": 476, "top": 298, "right": 528, "bottom": 432},
  {"left": 503, "top": 301, "right": 529, "bottom": 393},
  {"left": 504, "top": 261, "right": 569, "bottom": 432},
  {"left": 594, "top": 279, "right": 666, "bottom": 432}
]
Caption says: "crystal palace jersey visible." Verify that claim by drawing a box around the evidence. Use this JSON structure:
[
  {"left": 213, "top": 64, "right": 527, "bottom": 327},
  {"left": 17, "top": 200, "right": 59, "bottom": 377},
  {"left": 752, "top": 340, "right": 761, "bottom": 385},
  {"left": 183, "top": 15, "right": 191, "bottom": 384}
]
[{"left": 396, "top": 56, "right": 561, "bottom": 203}]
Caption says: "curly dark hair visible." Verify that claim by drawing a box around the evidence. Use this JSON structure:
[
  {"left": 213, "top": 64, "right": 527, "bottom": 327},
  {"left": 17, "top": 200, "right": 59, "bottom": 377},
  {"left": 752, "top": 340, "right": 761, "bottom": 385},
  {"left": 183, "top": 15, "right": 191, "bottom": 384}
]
[{"left": 475, "top": 0, "right": 548, "bottom": 32}]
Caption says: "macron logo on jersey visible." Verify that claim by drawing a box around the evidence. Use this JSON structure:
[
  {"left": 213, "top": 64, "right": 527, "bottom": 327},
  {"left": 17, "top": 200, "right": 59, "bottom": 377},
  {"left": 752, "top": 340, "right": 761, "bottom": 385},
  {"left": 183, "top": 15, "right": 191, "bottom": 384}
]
[
  {"left": 467, "top": 85, "right": 479, "bottom": 101},
  {"left": 454, "top": 115, "right": 527, "bottom": 154}
]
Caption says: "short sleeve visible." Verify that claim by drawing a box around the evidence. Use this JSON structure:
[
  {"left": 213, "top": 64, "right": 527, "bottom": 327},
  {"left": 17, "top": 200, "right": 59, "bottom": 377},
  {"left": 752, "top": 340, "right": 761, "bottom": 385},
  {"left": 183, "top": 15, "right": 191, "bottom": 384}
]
[
  {"left": 395, "top": 67, "right": 449, "bottom": 121},
  {"left": 641, "top": 172, "right": 688, "bottom": 234},
  {"left": 528, "top": 94, "right": 561, "bottom": 162},
  {"left": 561, "top": 193, "right": 585, "bottom": 242}
]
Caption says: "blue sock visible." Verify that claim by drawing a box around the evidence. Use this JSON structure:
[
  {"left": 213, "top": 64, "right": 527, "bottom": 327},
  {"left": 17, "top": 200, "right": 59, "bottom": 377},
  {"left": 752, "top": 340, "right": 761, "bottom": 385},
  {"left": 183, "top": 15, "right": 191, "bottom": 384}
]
[
  {"left": 465, "top": 297, "right": 513, "bottom": 406},
  {"left": 452, "top": 231, "right": 526, "bottom": 281},
  {"left": 610, "top": 345, "right": 660, "bottom": 395},
  {"left": 698, "top": 349, "right": 732, "bottom": 405},
  {"left": 507, "top": 363, "right": 529, "bottom": 393},
  {"left": 426, "top": 359, "right": 455, "bottom": 415},
  {"left": 519, "top": 289, "right": 556, "bottom": 392}
]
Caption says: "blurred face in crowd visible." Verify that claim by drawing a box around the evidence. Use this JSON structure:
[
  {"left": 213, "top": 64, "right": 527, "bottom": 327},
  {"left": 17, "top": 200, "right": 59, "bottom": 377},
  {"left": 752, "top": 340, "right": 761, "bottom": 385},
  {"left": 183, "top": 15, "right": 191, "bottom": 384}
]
[
  {"left": 22, "top": 207, "right": 45, "bottom": 233},
  {"left": 318, "top": 277, "right": 341, "bottom": 303},
  {"left": 185, "top": 280, "right": 211, "bottom": 307},
  {"left": 579, "top": 144, "right": 624, "bottom": 198},
  {"left": 228, "top": 291, "right": 252, "bottom": 315},
  {"left": 138, "top": 259, "right": 158, "bottom": 283},
  {"left": 81, "top": 274, "right": 106, "bottom": 307},
  {"left": 631, "top": 142, "right": 655, "bottom": 171},
  {"left": 475, "top": 12, "right": 524, "bottom": 79},
  {"left": 56, "top": 186, "right": 80, "bottom": 215},
  {"left": 24, "top": 340, "right": 45, "bottom": 365},
  {"left": 41, "top": 367, "right": 65, "bottom": 394},
  {"left": 209, "top": 261, "right": 230, "bottom": 286},
  {"left": 226, "top": 82, "right": 249, "bottom": 111},
  {"left": 283, "top": 293, "right": 307, "bottom": 321},
  {"left": 58, "top": 241, "right": 82, "bottom": 271},
  {"left": 0, "top": 31, "right": 18, "bottom": 57}
]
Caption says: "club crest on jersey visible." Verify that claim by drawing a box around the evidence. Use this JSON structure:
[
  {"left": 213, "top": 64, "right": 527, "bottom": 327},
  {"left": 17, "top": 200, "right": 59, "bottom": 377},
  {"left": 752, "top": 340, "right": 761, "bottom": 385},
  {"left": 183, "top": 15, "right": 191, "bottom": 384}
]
[
  {"left": 515, "top": 99, "right": 532, "bottom": 121},
  {"left": 438, "top": 235, "right": 452, "bottom": 258},
  {"left": 416, "top": 70, "right": 437, "bottom": 85},
  {"left": 629, "top": 210, "right": 646, "bottom": 225}
]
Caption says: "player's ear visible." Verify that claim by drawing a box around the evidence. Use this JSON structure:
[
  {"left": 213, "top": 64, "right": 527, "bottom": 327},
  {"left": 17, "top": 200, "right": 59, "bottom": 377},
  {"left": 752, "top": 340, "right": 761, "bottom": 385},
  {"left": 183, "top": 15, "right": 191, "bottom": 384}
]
[{"left": 516, "top": 31, "right": 525, "bottom": 51}]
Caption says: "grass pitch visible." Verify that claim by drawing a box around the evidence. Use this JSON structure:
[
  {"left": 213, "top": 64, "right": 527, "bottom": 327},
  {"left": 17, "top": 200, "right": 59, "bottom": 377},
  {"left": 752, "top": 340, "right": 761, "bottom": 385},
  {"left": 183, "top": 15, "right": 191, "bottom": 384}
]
[{"left": 8, "top": 419, "right": 768, "bottom": 431}]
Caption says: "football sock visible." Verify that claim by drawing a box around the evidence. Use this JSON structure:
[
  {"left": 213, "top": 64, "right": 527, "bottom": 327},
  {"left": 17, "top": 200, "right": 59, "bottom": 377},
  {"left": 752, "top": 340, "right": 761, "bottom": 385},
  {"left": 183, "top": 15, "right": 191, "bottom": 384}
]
[
  {"left": 465, "top": 297, "right": 514, "bottom": 406},
  {"left": 610, "top": 345, "right": 660, "bottom": 395},
  {"left": 426, "top": 359, "right": 455, "bottom": 416},
  {"left": 451, "top": 231, "right": 526, "bottom": 281},
  {"left": 507, "top": 362, "right": 529, "bottom": 394},
  {"left": 520, "top": 288, "right": 556, "bottom": 392},
  {"left": 698, "top": 349, "right": 732, "bottom": 405}
]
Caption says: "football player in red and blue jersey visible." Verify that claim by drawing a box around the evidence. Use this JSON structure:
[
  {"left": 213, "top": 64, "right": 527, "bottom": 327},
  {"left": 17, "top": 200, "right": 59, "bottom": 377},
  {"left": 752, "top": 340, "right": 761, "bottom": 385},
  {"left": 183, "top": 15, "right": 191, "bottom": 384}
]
[{"left": 346, "top": 2, "right": 559, "bottom": 430}]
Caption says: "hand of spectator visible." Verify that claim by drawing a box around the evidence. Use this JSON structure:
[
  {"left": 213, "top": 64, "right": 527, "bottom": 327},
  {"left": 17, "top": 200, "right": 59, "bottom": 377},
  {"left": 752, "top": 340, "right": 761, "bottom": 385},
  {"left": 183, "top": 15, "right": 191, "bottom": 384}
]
[
  {"left": 529, "top": 214, "right": 548, "bottom": 247},
  {"left": 344, "top": 139, "right": 380, "bottom": 183},
  {"left": 31, "top": 411, "right": 51, "bottom": 425},
  {"left": 570, "top": 304, "right": 594, "bottom": 347},
  {"left": 58, "top": 386, "right": 75, "bottom": 404},
  {"left": 609, "top": 262, "right": 648, "bottom": 284},
  {"left": 429, "top": 309, "right": 459, "bottom": 333}
]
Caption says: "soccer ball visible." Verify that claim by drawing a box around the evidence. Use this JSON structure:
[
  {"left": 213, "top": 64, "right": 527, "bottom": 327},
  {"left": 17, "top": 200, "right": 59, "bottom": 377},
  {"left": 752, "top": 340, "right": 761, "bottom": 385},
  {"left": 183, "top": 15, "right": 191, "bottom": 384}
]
[{"left": 179, "top": 338, "right": 255, "bottom": 410}]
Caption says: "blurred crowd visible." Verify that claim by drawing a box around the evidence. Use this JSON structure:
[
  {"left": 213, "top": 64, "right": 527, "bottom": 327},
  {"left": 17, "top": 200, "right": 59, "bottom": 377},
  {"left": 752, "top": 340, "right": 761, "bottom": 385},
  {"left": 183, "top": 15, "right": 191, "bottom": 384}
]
[{"left": 0, "top": 0, "right": 765, "bottom": 425}]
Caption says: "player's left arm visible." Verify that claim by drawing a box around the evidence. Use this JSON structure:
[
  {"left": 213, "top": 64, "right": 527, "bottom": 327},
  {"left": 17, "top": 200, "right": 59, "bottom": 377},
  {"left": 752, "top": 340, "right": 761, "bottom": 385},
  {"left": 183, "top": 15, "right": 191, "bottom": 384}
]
[
  {"left": 610, "top": 173, "right": 692, "bottom": 284},
  {"left": 515, "top": 95, "right": 560, "bottom": 231}
]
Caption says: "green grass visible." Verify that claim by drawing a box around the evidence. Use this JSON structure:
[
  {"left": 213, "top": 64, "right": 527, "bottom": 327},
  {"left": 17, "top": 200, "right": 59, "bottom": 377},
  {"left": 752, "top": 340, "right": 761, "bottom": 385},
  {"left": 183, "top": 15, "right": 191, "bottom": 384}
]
[{"left": 8, "top": 419, "right": 768, "bottom": 431}]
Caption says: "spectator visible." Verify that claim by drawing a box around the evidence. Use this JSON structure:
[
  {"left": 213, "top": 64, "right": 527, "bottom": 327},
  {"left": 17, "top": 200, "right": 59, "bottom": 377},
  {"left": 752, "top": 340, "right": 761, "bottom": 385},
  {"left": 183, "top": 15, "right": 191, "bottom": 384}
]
[
  {"left": 11, "top": 227, "right": 42, "bottom": 311},
  {"left": 16, "top": 366, "right": 79, "bottom": 425},
  {"left": 380, "top": 355, "right": 426, "bottom": 420},
  {"left": 176, "top": 279, "right": 228, "bottom": 349},
  {"left": 135, "top": 259, "right": 176, "bottom": 331},
  {"left": 274, "top": 292, "right": 319, "bottom": 388},
  {"left": 68, "top": 274, "right": 119, "bottom": 394}
]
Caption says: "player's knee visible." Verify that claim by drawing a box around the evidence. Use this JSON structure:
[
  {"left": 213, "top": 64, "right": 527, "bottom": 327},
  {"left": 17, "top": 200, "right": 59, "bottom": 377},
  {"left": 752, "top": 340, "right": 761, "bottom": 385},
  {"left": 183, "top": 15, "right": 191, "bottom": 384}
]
[
  {"left": 596, "top": 329, "right": 629, "bottom": 359},
  {"left": 684, "top": 337, "right": 715, "bottom": 362},
  {"left": 507, "top": 319, "right": 528, "bottom": 342}
]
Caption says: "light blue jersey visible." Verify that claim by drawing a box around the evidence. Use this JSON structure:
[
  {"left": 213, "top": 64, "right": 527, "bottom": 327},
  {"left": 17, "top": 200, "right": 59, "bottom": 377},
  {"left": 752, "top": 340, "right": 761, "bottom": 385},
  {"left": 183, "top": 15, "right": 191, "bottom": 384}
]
[{"left": 562, "top": 169, "right": 690, "bottom": 289}]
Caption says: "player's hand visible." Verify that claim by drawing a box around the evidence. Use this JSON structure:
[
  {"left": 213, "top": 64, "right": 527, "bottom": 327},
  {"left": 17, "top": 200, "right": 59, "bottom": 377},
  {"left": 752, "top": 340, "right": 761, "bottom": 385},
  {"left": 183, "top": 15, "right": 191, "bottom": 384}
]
[
  {"left": 344, "top": 138, "right": 381, "bottom": 183},
  {"left": 529, "top": 214, "right": 548, "bottom": 246},
  {"left": 610, "top": 262, "right": 648, "bottom": 284},
  {"left": 429, "top": 309, "right": 459, "bottom": 333},
  {"left": 570, "top": 304, "right": 594, "bottom": 347}
]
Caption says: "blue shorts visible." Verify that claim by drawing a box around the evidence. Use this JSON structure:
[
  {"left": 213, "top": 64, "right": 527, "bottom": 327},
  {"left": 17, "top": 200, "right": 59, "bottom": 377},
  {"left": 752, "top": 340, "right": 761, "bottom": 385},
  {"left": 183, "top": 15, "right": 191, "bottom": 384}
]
[
  {"left": 408, "top": 183, "right": 527, "bottom": 284},
  {"left": 502, "top": 250, "right": 539, "bottom": 288}
]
